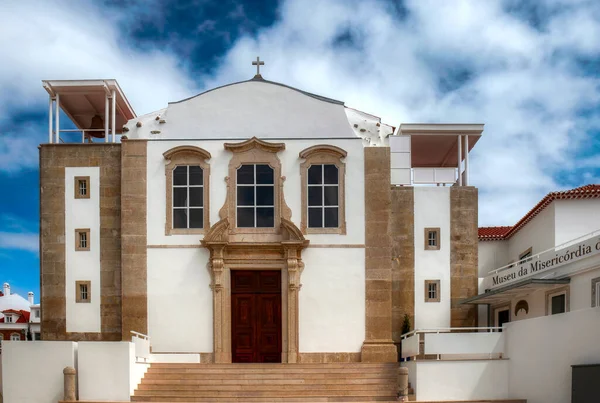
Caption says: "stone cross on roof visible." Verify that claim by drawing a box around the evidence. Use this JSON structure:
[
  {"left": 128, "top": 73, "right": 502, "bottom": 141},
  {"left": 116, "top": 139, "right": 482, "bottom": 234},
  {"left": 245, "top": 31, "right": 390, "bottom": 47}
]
[{"left": 252, "top": 56, "right": 264, "bottom": 78}]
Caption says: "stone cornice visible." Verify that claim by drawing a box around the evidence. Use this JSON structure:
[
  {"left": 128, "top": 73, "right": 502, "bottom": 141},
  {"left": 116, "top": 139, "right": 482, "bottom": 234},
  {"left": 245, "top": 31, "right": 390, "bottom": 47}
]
[
  {"left": 224, "top": 137, "right": 285, "bottom": 154},
  {"left": 299, "top": 144, "right": 347, "bottom": 160},
  {"left": 163, "top": 145, "right": 211, "bottom": 161}
]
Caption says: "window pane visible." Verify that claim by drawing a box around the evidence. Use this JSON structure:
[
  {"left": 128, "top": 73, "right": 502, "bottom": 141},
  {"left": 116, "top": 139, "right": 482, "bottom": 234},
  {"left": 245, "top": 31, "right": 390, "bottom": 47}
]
[
  {"left": 173, "top": 209, "right": 187, "bottom": 228},
  {"left": 189, "top": 187, "right": 203, "bottom": 207},
  {"left": 237, "top": 207, "right": 254, "bottom": 227},
  {"left": 308, "top": 165, "right": 322, "bottom": 184},
  {"left": 323, "top": 164, "right": 338, "bottom": 184},
  {"left": 308, "top": 207, "right": 322, "bottom": 228},
  {"left": 552, "top": 294, "right": 566, "bottom": 314},
  {"left": 324, "top": 207, "right": 339, "bottom": 228},
  {"left": 173, "top": 188, "right": 188, "bottom": 207},
  {"left": 174, "top": 166, "right": 187, "bottom": 185},
  {"left": 237, "top": 186, "right": 255, "bottom": 206},
  {"left": 237, "top": 165, "right": 254, "bottom": 184},
  {"left": 189, "top": 166, "right": 203, "bottom": 185},
  {"left": 256, "top": 186, "right": 274, "bottom": 206},
  {"left": 189, "top": 208, "right": 203, "bottom": 228},
  {"left": 256, "top": 164, "right": 274, "bottom": 184},
  {"left": 256, "top": 207, "right": 275, "bottom": 227},
  {"left": 308, "top": 187, "right": 322, "bottom": 206},
  {"left": 324, "top": 186, "right": 338, "bottom": 206}
]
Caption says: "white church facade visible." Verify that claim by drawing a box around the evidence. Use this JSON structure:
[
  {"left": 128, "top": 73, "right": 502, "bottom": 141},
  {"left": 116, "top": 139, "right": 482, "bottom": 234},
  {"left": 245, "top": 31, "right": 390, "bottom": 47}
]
[{"left": 37, "top": 71, "right": 482, "bottom": 365}]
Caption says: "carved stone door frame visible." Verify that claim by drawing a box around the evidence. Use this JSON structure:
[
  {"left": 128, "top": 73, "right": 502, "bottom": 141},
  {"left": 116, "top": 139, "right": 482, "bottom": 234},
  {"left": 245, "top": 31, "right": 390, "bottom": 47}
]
[{"left": 202, "top": 219, "right": 307, "bottom": 364}]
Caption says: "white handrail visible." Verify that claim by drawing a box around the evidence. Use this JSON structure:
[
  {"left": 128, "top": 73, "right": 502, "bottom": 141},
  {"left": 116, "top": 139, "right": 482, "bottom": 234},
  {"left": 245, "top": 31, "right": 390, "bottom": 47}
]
[
  {"left": 400, "top": 327, "right": 503, "bottom": 340},
  {"left": 488, "top": 229, "right": 600, "bottom": 275},
  {"left": 130, "top": 330, "right": 150, "bottom": 340}
]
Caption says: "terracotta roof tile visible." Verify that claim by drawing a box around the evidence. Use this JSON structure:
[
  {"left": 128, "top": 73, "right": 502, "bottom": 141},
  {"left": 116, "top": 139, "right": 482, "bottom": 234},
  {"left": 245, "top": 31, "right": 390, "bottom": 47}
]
[{"left": 479, "top": 184, "right": 600, "bottom": 241}]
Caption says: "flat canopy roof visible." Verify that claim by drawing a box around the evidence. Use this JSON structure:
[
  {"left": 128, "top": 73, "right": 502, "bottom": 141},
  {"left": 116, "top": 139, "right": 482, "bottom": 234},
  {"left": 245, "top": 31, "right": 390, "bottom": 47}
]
[
  {"left": 399, "top": 124, "right": 484, "bottom": 167},
  {"left": 42, "top": 79, "right": 136, "bottom": 134},
  {"left": 459, "top": 278, "right": 570, "bottom": 305}
]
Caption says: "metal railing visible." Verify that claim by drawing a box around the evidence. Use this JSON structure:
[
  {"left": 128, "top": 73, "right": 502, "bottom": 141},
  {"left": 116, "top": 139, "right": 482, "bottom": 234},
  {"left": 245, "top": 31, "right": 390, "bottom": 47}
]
[{"left": 488, "top": 229, "right": 600, "bottom": 276}]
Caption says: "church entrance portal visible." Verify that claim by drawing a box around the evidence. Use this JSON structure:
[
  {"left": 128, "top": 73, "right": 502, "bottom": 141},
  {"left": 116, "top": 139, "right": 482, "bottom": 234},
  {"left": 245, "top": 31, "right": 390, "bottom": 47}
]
[{"left": 231, "top": 270, "right": 282, "bottom": 363}]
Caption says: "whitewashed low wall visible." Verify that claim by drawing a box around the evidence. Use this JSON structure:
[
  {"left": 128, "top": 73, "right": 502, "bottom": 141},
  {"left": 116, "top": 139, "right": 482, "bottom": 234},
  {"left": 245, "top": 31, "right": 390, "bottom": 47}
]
[
  {"left": 414, "top": 360, "right": 509, "bottom": 401},
  {"left": 425, "top": 332, "right": 504, "bottom": 355},
  {"left": 79, "top": 342, "right": 137, "bottom": 401},
  {"left": 401, "top": 334, "right": 419, "bottom": 358},
  {"left": 505, "top": 307, "right": 600, "bottom": 403},
  {"left": 1, "top": 341, "right": 77, "bottom": 403},
  {"left": 132, "top": 334, "right": 151, "bottom": 361}
]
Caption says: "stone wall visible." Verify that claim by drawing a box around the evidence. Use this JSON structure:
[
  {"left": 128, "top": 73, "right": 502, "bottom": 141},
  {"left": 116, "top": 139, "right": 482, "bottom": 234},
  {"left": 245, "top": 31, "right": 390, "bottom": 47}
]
[
  {"left": 40, "top": 144, "right": 122, "bottom": 341},
  {"left": 361, "top": 147, "right": 396, "bottom": 362},
  {"left": 391, "top": 186, "right": 415, "bottom": 344},
  {"left": 120, "top": 139, "right": 148, "bottom": 339},
  {"left": 450, "top": 186, "right": 479, "bottom": 327}
]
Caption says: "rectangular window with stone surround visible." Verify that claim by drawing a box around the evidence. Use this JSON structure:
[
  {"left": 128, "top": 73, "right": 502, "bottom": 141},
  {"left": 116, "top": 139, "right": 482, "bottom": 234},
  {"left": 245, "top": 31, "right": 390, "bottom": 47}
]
[
  {"left": 172, "top": 165, "right": 204, "bottom": 229},
  {"left": 74, "top": 176, "right": 90, "bottom": 199},
  {"left": 424, "top": 228, "right": 440, "bottom": 250},
  {"left": 592, "top": 277, "right": 600, "bottom": 308},
  {"left": 307, "top": 164, "right": 339, "bottom": 228},
  {"left": 424, "top": 280, "right": 441, "bottom": 302},
  {"left": 75, "top": 229, "right": 90, "bottom": 251},
  {"left": 236, "top": 164, "right": 275, "bottom": 228},
  {"left": 76, "top": 281, "right": 91, "bottom": 303}
]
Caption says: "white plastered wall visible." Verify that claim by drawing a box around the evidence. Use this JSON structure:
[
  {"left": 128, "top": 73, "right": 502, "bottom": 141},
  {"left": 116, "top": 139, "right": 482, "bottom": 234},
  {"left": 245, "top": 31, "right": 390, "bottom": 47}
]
[
  {"left": 147, "top": 248, "right": 213, "bottom": 353},
  {"left": 478, "top": 240, "right": 508, "bottom": 277},
  {"left": 299, "top": 248, "right": 365, "bottom": 352},
  {"left": 554, "top": 199, "right": 600, "bottom": 245},
  {"left": 1, "top": 341, "right": 77, "bottom": 403},
  {"left": 146, "top": 139, "right": 365, "bottom": 246},
  {"left": 65, "top": 167, "right": 101, "bottom": 333},
  {"left": 506, "top": 203, "right": 555, "bottom": 264},
  {"left": 413, "top": 187, "right": 451, "bottom": 329}
]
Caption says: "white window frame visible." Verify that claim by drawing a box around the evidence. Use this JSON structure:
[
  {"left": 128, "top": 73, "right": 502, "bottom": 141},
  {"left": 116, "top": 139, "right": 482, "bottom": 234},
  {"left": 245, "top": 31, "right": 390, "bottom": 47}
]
[
  {"left": 236, "top": 164, "right": 275, "bottom": 228},
  {"left": 5, "top": 315, "right": 13, "bottom": 323},
  {"left": 172, "top": 165, "right": 204, "bottom": 229},
  {"left": 307, "top": 164, "right": 340, "bottom": 229},
  {"left": 10, "top": 333, "right": 20, "bottom": 341},
  {"left": 596, "top": 282, "right": 600, "bottom": 307}
]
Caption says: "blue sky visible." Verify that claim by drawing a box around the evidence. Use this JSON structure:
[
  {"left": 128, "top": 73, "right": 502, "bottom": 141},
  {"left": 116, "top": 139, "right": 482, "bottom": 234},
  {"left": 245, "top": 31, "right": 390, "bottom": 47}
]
[{"left": 1, "top": 0, "right": 599, "bottom": 298}]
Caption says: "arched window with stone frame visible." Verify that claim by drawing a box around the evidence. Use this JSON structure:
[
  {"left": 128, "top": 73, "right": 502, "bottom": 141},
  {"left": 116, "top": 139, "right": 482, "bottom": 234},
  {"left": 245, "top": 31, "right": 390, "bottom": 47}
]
[
  {"left": 163, "top": 146, "right": 211, "bottom": 235},
  {"left": 299, "top": 145, "right": 347, "bottom": 235}
]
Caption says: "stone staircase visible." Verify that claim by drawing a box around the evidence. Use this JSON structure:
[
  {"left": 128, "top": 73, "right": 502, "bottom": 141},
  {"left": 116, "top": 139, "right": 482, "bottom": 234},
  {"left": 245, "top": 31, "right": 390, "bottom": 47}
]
[{"left": 130, "top": 362, "right": 401, "bottom": 402}]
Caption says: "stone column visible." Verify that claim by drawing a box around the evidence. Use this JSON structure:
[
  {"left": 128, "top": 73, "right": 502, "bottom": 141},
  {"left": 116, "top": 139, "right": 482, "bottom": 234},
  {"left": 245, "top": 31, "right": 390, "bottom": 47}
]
[
  {"left": 285, "top": 245, "right": 302, "bottom": 363},
  {"left": 209, "top": 243, "right": 229, "bottom": 363},
  {"left": 398, "top": 366, "right": 409, "bottom": 401},
  {"left": 361, "top": 147, "right": 397, "bottom": 362},
  {"left": 450, "top": 186, "right": 479, "bottom": 327},
  {"left": 121, "top": 139, "right": 148, "bottom": 339},
  {"left": 63, "top": 366, "right": 76, "bottom": 401}
]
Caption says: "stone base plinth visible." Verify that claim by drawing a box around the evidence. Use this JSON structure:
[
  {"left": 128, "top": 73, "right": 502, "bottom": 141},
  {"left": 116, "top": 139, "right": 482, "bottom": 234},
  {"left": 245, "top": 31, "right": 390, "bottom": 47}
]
[{"left": 360, "top": 341, "right": 397, "bottom": 362}]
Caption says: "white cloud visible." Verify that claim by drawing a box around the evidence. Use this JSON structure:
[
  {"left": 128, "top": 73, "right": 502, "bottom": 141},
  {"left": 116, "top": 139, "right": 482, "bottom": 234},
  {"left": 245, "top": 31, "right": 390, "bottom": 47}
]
[
  {"left": 0, "top": 232, "right": 39, "bottom": 254},
  {"left": 1, "top": 0, "right": 599, "bottom": 227},
  {"left": 203, "top": 0, "right": 600, "bottom": 225}
]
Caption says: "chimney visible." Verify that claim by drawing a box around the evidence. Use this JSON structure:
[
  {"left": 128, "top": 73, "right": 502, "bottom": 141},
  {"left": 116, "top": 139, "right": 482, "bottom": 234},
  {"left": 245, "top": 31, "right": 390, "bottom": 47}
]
[
  {"left": 28, "top": 292, "right": 34, "bottom": 305},
  {"left": 2, "top": 283, "right": 9, "bottom": 296}
]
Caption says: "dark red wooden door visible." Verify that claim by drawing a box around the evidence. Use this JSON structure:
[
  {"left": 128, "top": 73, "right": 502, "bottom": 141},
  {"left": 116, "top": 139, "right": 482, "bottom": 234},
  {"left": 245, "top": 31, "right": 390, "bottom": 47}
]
[{"left": 231, "top": 270, "right": 282, "bottom": 363}]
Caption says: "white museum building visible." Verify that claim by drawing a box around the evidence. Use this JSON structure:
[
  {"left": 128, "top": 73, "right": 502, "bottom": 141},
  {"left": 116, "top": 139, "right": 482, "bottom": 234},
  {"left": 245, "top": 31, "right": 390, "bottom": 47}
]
[{"left": 1, "top": 66, "right": 599, "bottom": 403}]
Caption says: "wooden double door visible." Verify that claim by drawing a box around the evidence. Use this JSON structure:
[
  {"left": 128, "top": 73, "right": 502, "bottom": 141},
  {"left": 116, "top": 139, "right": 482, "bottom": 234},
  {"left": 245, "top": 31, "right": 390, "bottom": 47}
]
[{"left": 231, "top": 270, "right": 282, "bottom": 363}]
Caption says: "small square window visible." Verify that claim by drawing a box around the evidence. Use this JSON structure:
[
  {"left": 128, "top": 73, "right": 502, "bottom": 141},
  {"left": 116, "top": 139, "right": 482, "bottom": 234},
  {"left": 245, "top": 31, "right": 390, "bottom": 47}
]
[
  {"left": 75, "top": 229, "right": 90, "bottom": 251},
  {"left": 424, "top": 280, "right": 441, "bottom": 302},
  {"left": 546, "top": 286, "right": 569, "bottom": 315},
  {"left": 76, "top": 281, "right": 91, "bottom": 303},
  {"left": 74, "top": 176, "right": 90, "bottom": 199},
  {"left": 424, "top": 228, "right": 441, "bottom": 250}
]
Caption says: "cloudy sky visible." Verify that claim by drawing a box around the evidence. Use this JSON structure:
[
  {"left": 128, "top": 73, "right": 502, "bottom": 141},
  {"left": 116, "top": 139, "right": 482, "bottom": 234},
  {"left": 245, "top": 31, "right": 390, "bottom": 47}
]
[{"left": 1, "top": 0, "right": 599, "bottom": 297}]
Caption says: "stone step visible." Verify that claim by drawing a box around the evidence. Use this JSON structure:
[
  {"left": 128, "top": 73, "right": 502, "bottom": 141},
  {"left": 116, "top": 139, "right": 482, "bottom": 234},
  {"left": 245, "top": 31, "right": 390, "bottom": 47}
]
[
  {"left": 143, "top": 371, "right": 397, "bottom": 379},
  {"left": 146, "top": 368, "right": 398, "bottom": 375},
  {"left": 140, "top": 378, "right": 396, "bottom": 385},
  {"left": 129, "top": 399, "right": 398, "bottom": 402},
  {"left": 137, "top": 383, "right": 397, "bottom": 391},
  {"left": 133, "top": 389, "right": 396, "bottom": 398},
  {"left": 150, "top": 363, "right": 398, "bottom": 369}
]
